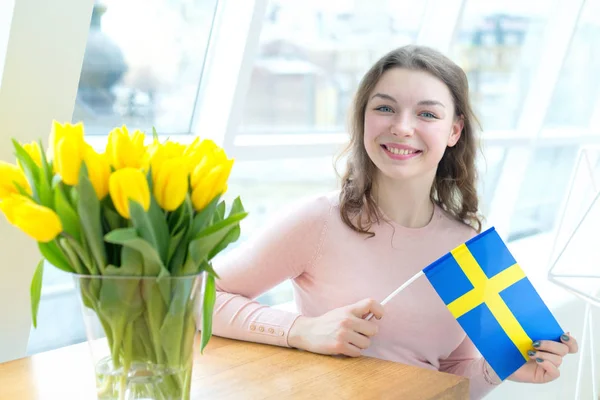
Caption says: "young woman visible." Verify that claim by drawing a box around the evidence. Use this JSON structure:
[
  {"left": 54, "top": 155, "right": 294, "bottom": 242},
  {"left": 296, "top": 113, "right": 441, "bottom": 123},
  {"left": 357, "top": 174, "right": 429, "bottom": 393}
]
[{"left": 209, "top": 45, "right": 578, "bottom": 399}]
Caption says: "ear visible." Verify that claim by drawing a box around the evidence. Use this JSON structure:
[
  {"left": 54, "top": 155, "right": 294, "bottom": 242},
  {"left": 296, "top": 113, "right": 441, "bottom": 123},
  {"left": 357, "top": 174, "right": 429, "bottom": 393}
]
[{"left": 447, "top": 116, "right": 464, "bottom": 147}]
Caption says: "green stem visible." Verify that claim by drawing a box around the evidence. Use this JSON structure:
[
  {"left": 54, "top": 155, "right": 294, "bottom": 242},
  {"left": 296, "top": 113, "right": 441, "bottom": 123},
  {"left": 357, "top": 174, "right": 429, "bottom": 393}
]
[
  {"left": 59, "top": 238, "right": 86, "bottom": 275},
  {"left": 65, "top": 235, "right": 98, "bottom": 275}
]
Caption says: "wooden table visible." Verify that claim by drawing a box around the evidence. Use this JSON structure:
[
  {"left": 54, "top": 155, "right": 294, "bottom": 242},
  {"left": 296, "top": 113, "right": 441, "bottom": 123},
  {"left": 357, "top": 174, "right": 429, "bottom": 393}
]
[{"left": 0, "top": 336, "right": 469, "bottom": 399}]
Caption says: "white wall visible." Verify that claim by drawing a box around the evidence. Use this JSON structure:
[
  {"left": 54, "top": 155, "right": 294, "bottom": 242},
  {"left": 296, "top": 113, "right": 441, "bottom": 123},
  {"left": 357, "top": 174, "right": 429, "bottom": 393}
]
[
  {"left": 0, "top": 0, "right": 93, "bottom": 363},
  {"left": 0, "top": 0, "right": 15, "bottom": 81}
]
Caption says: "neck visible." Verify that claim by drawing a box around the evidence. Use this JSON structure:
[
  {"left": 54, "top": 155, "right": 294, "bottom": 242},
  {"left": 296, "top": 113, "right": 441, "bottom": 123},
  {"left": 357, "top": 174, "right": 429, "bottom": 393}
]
[{"left": 372, "top": 171, "right": 435, "bottom": 228}]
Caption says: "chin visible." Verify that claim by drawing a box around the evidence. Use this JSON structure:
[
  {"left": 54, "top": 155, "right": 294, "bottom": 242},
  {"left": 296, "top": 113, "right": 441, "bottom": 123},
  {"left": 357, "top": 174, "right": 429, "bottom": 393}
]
[{"left": 376, "top": 166, "right": 423, "bottom": 182}]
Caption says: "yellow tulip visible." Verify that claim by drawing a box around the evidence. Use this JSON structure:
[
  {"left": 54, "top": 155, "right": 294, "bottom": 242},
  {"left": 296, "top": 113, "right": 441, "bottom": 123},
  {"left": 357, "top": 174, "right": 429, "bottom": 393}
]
[
  {"left": 51, "top": 121, "right": 85, "bottom": 185},
  {"left": 190, "top": 146, "right": 229, "bottom": 188},
  {"left": 190, "top": 158, "right": 234, "bottom": 211},
  {"left": 18, "top": 141, "right": 42, "bottom": 167},
  {"left": 109, "top": 168, "right": 150, "bottom": 219},
  {"left": 148, "top": 140, "right": 187, "bottom": 182},
  {"left": 184, "top": 138, "right": 218, "bottom": 168},
  {"left": 0, "top": 161, "right": 31, "bottom": 199},
  {"left": 153, "top": 157, "right": 189, "bottom": 211},
  {"left": 106, "top": 126, "right": 147, "bottom": 170},
  {"left": 0, "top": 194, "right": 62, "bottom": 242},
  {"left": 83, "top": 146, "right": 111, "bottom": 199}
]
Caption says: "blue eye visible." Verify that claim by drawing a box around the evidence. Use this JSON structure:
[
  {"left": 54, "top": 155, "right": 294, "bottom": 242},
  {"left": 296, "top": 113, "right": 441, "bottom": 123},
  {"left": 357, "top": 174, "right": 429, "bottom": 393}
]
[
  {"left": 375, "top": 105, "right": 393, "bottom": 113},
  {"left": 419, "top": 112, "right": 437, "bottom": 119}
]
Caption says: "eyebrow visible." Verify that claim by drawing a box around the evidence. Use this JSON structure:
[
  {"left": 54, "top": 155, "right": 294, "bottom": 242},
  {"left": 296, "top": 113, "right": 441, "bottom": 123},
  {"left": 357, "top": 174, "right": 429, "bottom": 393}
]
[{"left": 370, "top": 93, "right": 446, "bottom": 108}]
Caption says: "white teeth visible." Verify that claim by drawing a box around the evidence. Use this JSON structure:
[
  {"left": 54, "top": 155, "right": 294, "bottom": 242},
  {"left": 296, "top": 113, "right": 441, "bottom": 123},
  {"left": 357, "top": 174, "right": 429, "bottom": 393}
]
[{"left": 387, "top": 146, "right": 417, "bottom": 155}]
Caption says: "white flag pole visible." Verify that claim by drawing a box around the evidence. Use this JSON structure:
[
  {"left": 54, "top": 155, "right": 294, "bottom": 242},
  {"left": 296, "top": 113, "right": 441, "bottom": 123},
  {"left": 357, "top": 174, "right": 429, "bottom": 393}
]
[{"left": 365, "top": 270, "right": 425, "bottom": 321}]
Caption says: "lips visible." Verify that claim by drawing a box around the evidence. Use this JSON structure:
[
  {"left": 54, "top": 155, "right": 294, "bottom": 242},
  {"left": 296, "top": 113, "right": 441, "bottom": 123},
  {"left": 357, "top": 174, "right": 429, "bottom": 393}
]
[{"left": 381, "top": 144, "right": 422, "bottom": 156}]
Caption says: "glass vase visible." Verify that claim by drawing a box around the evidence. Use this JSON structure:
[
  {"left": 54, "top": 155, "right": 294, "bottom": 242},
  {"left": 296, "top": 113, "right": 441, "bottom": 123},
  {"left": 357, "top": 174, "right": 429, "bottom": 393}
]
[{"left": 73, "top": 273, "right": 203, "bottom": 400}]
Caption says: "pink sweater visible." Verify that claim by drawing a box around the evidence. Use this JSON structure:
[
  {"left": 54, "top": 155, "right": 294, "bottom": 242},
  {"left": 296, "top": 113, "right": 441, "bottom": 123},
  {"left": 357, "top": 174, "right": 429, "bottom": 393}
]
[{"left": 212, "top": 192, "right": 501, "bottom": 399}]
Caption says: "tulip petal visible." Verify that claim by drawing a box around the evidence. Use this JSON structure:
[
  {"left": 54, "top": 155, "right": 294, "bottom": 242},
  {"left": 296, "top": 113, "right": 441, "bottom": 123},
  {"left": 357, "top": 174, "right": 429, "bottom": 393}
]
[
  {"left": 109, "top": 168, "right": 150, "bottom": 219},
  {"left": 0, "top": 194, "right": 62, "bottom": 242}
]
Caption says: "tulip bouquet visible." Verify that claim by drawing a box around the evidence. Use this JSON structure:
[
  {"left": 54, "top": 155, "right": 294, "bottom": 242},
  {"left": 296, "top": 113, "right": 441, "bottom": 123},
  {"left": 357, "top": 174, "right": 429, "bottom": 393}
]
[{"left": 0, "top": 121, "right": 247, "bottom": 399}]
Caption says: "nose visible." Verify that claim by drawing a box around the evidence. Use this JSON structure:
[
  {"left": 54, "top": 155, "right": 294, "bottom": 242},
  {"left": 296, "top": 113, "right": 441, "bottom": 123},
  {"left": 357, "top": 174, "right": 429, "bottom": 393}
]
[{"left": 390, "top": 113, "right": 414, "bottom": 137}]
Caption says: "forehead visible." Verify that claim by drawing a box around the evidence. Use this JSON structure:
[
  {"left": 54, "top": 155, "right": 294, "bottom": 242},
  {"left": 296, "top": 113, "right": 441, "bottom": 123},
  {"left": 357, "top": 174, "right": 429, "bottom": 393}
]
[{"left": 371, "top": 67, "right": 453, "bottom": 104}]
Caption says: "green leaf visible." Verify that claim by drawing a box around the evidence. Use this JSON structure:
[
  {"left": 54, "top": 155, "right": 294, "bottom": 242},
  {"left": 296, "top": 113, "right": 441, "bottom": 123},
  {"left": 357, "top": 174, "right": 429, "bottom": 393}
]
[
  {"left": 159, "top": 280, "right": 194, "bottom": 366},
  {"left": 167, "top": 227, "right": 188, "bottom": 270},
  {"left": 209, "top": 224, "right": 240, "bottom": 260},
  {"left": 38, "top": 241, "right": 74, "bottom": 273},
  {"left": 59, "top": 237, "right": 87, "bottom": 275},
  {"left": 152, "top": 126, "right": 159, "bottom": 141},
  {"left": 104, "top": 246, "right": 144, "bottom": 277},
  {"left": 54, "top": 184, "right": 81, "bottom": 241},
  {"left": 193, "top": 211, "right": 248, "bottom": 242},
  {"left": 77, "top": 163, "right": 107, "bottom": 273},
  {"left": 190, "top": 195, "right": 220, "bottom": 238},
  {"left": 38, "top": 139, "right": 54, "bottom": 190},
  {"left": 146, "top": 166, "right": 154, "bottom": 193},
  {"left": 105, "top": 228, "right": 169, "bottom": 279},
  {"left": 12, "top": 139, "right": 40, "bottom": 201},
  {"left": 102, "top": 203, "right": 123, "bottom": 232},
  {"left": 142, "top": 283, "right": 168, "bottom": 364},
  {"left": 168, "top": 195, "right": 193, "bottom": 234},
  {"left": 214, "top": 201, "right": 226, "bottom": 223},
  {"left": 129, "top": 200, "right": 169, "bottom": 265},
  {"left": 230, "top": 196, "right": 245, "bottom": 215},
  {"left": 183, "top": 212, "right": 247, "bottom": 275},
  {"left": 98, "top": 268, "right": 144, "bottom": 366},
  {"left": 36, "top": 139, "right": 54, "bottom": 209},
  {"left": 30, "top": 259, "right": 44, "bottom": 329},
  {"left": 69, "top": 185, "right": 79, "bottom": 206},
  {"left": 200, "top": 272, "right": 216, "bottom": 353}
]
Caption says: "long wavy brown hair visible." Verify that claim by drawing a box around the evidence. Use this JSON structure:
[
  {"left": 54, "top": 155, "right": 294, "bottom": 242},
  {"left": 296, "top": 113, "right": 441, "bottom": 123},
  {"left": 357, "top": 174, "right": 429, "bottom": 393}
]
[{"left": 336, "top": 45, "right": 482, "bottom": 236}]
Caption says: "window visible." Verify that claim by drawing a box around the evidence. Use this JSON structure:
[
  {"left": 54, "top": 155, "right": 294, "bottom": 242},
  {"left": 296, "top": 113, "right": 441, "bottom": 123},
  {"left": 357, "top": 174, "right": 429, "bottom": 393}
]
[
  {"left": 238, "top": 0, "right": 428, "bottom": 134},
  {"left": 72, "top": 0, "right": 218, "bottom": 135},
  {"left": 449, "top": 0, "right": 558, "bottom": 131},
  {"left": 544, "top": 0, "right": 600, "bottom": 129}
]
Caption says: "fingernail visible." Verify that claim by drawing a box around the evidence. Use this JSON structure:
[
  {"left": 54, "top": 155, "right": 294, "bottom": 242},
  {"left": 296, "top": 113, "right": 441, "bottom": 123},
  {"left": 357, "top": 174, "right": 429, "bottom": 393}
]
[
  {"left": 527, "top": 350, "right": 536, "bottom": 357},
  {"left": 536, "top": 358, "right": 544, "bottom": 363},
  {"left": 561, "top": 334, "right": 570, "bottom": 341},
  {"left": 532, "top": 341, "right": 541, "bottom": 348}
]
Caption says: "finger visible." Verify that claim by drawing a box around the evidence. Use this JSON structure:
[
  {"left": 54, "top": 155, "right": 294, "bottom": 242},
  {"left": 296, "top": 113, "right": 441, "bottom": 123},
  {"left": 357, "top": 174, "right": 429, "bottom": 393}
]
[
  {"left": 350, "top": 298, "right": 384, "bottom": 320},
  {"left": 533, "top": 357, "right": 560, "bottom": 382},
  {"left": 560, "top": 332, "right": 579, "bottom": 354},
  {"left": 347, "top": 331, "right": 371, "bottom": 350},
  {"left": 532, "top": 340, "right": 569, "bottom": 357},
  {"left": 338, "top": 342, "right": 362, "bottom": 358},
  {"left": 527, "top": 350, "right": 562, "bottom": 368},
  {"left": 349, "top": 317, "right": 379, "bottom": 337}
]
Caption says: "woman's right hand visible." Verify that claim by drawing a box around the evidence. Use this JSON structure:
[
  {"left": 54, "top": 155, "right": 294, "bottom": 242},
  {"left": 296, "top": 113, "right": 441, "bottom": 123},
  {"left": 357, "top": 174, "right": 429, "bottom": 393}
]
[{"left": 287, "top": 298, "right": 384, "bottom": 357}]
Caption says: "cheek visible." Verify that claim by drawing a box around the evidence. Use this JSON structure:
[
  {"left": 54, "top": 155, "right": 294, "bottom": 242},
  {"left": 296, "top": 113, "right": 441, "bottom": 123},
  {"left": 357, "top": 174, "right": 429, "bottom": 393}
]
[
  {"left": 420, "top": 127, "right": 451, "bottom": 160},
  {"left": 363, "top": 114, "right": 384, "bottom": 153},
  {"left": 363, "top": 114, "right": 384, "bottom": 141}
]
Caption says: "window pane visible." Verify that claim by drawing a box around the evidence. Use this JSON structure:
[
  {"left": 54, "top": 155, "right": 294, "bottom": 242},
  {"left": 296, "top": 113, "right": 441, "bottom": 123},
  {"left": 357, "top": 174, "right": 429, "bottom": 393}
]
[
  {"left": 239, "top": 0, "right": 428, "bottom": 133},
  {"left": 72, "top": 0, "right": 218, "bottom": 135},
  {"left": 543, "top": 0, "right": 600, "bottom": 128},
  {"left": 508, "top": 145, "right": 579, "bottom": 241},
  {"left": 449, "top": 0, "right": 558, "bottom": 131}
]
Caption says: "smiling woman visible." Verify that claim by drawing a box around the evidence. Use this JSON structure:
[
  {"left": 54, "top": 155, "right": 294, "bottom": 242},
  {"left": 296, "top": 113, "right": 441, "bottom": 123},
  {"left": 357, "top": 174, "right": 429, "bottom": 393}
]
[{"left": 338, "top": 46, "right": 481, "bottom": 237}]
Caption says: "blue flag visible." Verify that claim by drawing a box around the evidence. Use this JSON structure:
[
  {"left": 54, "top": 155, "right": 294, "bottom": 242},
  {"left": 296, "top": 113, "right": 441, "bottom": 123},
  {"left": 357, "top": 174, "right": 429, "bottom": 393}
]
[{"left": 422, "top": 227, "right": 564, "bottom": 380}]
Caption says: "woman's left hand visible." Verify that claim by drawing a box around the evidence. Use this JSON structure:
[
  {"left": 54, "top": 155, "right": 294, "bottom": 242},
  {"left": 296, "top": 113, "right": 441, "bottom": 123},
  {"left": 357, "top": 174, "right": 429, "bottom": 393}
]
[{"left": 508, "top": 333, "right": 579, "bottom": 383}]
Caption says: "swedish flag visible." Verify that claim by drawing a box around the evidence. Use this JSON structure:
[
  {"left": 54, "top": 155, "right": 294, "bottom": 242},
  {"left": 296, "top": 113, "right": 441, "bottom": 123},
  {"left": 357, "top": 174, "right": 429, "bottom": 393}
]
[{"left": 423, "top": 227, "right": 564, "bottom": 380}]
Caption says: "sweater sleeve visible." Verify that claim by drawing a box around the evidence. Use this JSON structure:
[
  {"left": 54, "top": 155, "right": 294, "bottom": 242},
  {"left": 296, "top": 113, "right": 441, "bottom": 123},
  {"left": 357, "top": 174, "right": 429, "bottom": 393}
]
[
  {"left": 438, "top": 335, "right": 502, "bottom": 400},
  {"left": 204, "top": 195, "right": 331, "bottom": 348}
]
